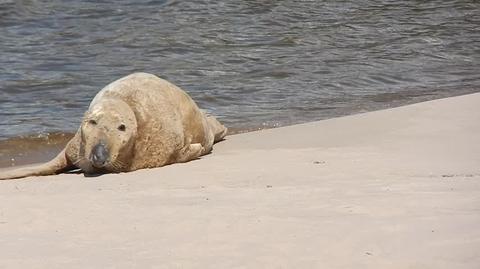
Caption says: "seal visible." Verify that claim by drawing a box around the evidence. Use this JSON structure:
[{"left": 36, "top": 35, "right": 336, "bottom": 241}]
[{"left": 0, "top": 73, "right": 227, "bottom": 180}]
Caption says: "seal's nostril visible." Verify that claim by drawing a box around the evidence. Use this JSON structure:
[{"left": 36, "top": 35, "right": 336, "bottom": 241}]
[{"left": 91, "top": 143, "right": 109, "bottom": 168}]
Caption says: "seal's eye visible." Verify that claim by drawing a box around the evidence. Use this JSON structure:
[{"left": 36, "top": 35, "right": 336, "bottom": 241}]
[
  {"left": 118, "top": 124, "right": 126, "bottom": 131},
  {"left": 89, "top": 119, "right": 97, "bottom": 125}
]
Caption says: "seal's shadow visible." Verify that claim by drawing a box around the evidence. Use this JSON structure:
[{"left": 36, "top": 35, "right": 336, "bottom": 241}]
[
  {"left": 83, "top": 172, "right": 105, "bottom": 178},
  {"left": 63, "top": 168, "right": 105, "bottom": 178}
]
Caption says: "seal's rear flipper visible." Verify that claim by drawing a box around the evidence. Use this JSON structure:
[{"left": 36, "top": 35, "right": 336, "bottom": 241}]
[
  {"left": 0, "top": 149, "right": 74, "bottom": 180},
  {"left": 205, "top": 114, "right": 227, "bottom": 143}
]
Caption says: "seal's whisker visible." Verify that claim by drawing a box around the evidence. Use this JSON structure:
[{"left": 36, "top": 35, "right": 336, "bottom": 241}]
[
  {"left": 118, "top": 160, "right": 127, "bottom": 167},
  {"left": 73, "top": 157, "right": 85, "bottom": 166},
  {"left": 110, "top": 160, "right": 124, "bottom": 172},
  {"left": 111, "top": 163, "right": 120, "bottom": 171},
  {"left": 113, "top": 159, "right": 127, "bottom": 168}
]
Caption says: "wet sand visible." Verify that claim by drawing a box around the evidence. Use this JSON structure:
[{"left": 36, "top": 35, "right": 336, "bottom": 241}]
[
  {"left": 0, "top": 93, "right": 479, "bottom": 268},
  {"left": 0, "top": 132, "right": 73, "bottom": 168}
]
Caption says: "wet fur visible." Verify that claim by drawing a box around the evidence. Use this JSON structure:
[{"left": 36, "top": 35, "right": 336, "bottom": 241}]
[{"left": 0, "top": 73, "right": 227, "bottom": 180}]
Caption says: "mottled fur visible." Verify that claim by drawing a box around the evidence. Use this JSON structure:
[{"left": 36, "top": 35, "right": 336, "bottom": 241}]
[{"left": 0, "top": 73, "right": 227, "bottom": 180}]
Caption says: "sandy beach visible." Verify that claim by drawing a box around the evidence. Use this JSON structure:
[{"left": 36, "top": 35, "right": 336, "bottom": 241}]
[{"left": 0, "top": 93, "right": 479, "bottom": 268}]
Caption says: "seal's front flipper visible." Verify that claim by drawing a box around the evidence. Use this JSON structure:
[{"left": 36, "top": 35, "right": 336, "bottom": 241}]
[
  {"left": 0, "top": 149, "right": 74, "bottom": 180},
  {"left": 176, "top": 143, "right": 204, "bottom": 163}
]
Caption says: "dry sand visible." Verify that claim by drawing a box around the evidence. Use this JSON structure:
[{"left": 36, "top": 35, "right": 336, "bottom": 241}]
[{"left": 1, "top": 93, "right": 479, "bottom": 268}]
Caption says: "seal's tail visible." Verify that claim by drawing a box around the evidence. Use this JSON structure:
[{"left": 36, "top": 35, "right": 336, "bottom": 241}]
[{"left": 205, "top": 114, "right": 228, "bottom": 143}]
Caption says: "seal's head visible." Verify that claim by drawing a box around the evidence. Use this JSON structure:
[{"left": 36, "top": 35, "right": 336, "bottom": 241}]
[{"left": 79, "top": 98, "right": 137, "bottom": 173}]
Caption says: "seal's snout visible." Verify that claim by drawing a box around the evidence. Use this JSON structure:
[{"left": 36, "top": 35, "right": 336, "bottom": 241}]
[{"left": 90, "top": 142, "right": 109, "bottom": 168}]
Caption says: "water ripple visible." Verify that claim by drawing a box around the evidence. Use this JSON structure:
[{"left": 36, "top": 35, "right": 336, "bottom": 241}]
[{"left": 0, "top": 0, "right": 479, "bottom": 140}]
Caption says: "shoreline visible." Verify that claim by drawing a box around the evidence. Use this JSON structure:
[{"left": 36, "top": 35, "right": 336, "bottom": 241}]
[
  {"left": 1, "top": 93, "right": 479, "bottom": 268},
  {"left": 2, "top": 89, "right": 478, "bottom": 169}
]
